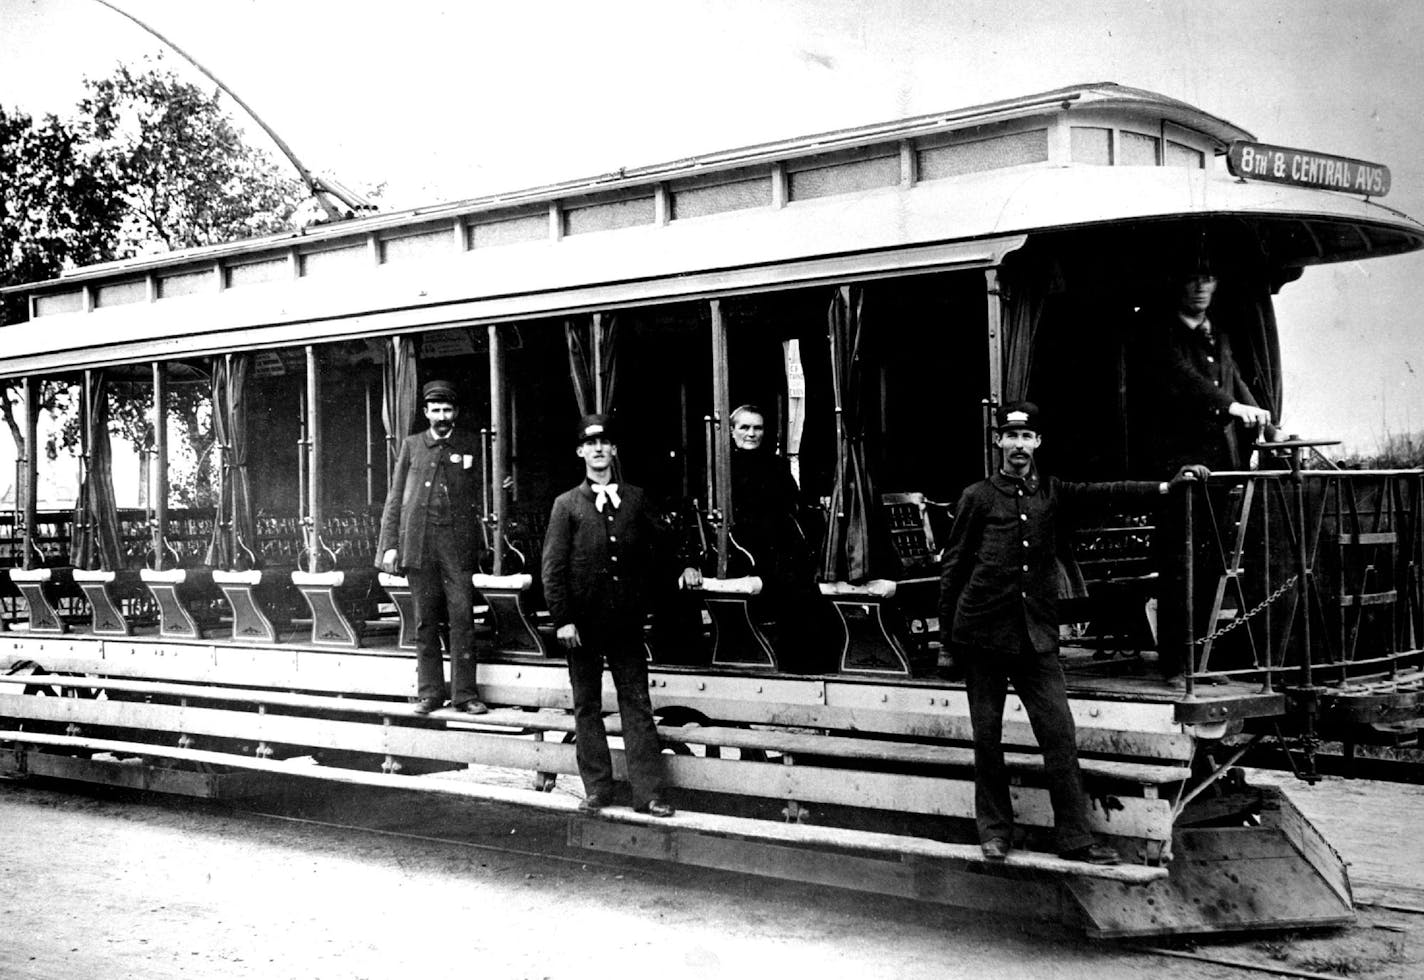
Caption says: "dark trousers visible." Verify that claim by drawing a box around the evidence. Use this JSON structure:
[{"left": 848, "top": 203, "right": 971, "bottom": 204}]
[
  {"left": 408, "top": 528, "right": 478, "bottom": 704},
  {"left": 567, "top": 623, "right": 665, "bottom": 806},
  {"left": 961, "top": 643, "right": 1094, "bottom": 853}
]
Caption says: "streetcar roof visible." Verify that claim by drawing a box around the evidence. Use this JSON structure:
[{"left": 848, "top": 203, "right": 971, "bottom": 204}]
[{"left": 3, "top": 81, "right": 1421, "bottom": 376}]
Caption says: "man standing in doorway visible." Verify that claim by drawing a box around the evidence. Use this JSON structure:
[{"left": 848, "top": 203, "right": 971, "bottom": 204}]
[
  {"left": 542, "top": 414, "right": 697, "bottom": 816},
  {"left": 378, "top": 379, "right": 487, "bottom": 715},
  {"left": 939, "top": 401, "right": 1206, "bottom": 864}
]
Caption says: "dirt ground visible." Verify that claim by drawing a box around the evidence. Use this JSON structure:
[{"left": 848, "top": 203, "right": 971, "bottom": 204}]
[{"left": 1, "top": 766, "right": 1421, "bottom": 980}]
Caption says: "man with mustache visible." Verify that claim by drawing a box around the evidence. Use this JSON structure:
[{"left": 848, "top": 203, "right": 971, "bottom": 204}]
[
  {"left": 939, "top": 402, "right": 1206, "bottom": 865},
  {"left": 377, "top": 379, "right": 487, "bottom": 715}
]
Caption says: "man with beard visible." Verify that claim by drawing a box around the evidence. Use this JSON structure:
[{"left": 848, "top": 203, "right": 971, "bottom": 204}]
[
  {"left": 939, "top": 402, "right": 1206, "bottom": 864},
  {"left": 727, "top": 404, "right": 824, "bottom": 672},
  {"left": 378, "top": 380, "right": 487, "bottom": 715}
]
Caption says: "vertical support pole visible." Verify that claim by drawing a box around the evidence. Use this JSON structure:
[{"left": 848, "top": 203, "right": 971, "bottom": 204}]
[
  {"left": 1296, "top": 462, "right": 1312, "bottom": 690},
  {"left": 305, "top": 346, "right": 322, "bottom": 574},
  {"left": 488, "top": 324, "right": 507, "bottom": 576},
  {"left": 21, "top": 376, "right": 38, "bottom": 569},
  {"left": 983, "top": 267, "right": 1004, "bottom": 480},
  {"left": 592, "top": 312, "right": 604, "bottom": 414},
  {"left": 680, "top": 381, "right": 690, "bottom": 500},
  {"left": 709, "top": 299, "right": 732, "bottom": 579},
  {"left": 364, "top": 379, "right": 375, "bottom": 507},
  {"left": 297, "top": 383, "right": 308, "bottom": 540},
  {"left": 224, "top": 353, "right": 238, "bottom": 566},
  {"left": 79, "top": 370, "right": 94, "bottom": 570},
  {"left": 1182, "top": 485, "right": 1196, "bottom": 699},
  {"left": 152, "top": 362, "right": 169, "bottom": 572}
]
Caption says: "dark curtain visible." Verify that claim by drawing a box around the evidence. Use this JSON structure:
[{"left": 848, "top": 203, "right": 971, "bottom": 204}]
[
  {"left": 565, "top": 312, "right": 619, "bottom": 416},
  {"left": 382, "top": 335, "right": 418, "bottom": 472},
  {"left": 1229, "top": 283, "right": 1284, "bottom": 424},
  {"left": 820, "top": 286, "right": 876, "bottom": 583},
  {"left": 1001, "top": 255, "right": 1064, "bottom": 402},
  {"left": 76, "top": 370, "right": 123, "bottom": 571},
  {"left": 206, "top": 354, "right": 255, "bottom": 568}
]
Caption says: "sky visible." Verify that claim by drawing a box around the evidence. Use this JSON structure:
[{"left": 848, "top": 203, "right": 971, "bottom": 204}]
[{"left": 2, "top": 0, "right": 1423, "bottom": 453}]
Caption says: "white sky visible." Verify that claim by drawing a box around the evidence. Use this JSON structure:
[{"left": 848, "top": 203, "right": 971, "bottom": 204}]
[{"left": 2, "top": 0, "right": 1423, "bottom": 452}]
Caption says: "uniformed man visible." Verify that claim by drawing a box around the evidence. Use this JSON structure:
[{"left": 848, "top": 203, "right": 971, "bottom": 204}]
[
  {"left": 939, "top": 401, "right": 1206, "bottom": 864},
  {"left": 1146, "top": 257, "right": 1273, "bottom": 473},
  {"left": 541, "top": 414, "right": 698, "bottom": 816},
  {"left": 377, "top": 379, "right": 487, "bottom": 715}
]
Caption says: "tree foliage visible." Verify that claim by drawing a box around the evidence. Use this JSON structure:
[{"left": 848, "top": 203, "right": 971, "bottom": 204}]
[
  {"left": 3, "top": 57, "right": 309, "bottom": 510},
  {"left": 0, "top": 104, "right": 126, "bottom": 324},
  {"left": 79, "top": 58, "right": 305, "bottom": 251}
]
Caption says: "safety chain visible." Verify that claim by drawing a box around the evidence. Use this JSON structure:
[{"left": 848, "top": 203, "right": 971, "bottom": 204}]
[{"left": 1194, "top": 574, "right": 1299, "bottom": 647}]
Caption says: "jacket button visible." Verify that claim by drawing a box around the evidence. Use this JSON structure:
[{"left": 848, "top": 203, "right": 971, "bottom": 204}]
[
  {"left": 1020, "top": 514, "right": 1027, "bottom": 522},
  {"left": 609, "top": 535, "right": 617, "bottom": 542},
  {"left": 1022, "top": 540, "right": 1029, "bottom": 547},
  {"left": 424, "top": 481, "right": 431, "bottom": 487},
  {"left": 1022, "top": 564, "right": 1029, "bottom": 572}
]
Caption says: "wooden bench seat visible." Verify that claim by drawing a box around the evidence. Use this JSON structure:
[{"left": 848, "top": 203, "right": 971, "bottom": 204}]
[
  {"left": 7, "top": 566, "right": 80, "bottom": 633},
  {"left": 213, "top": 568, "right": 295, "bottom": 644},
  {"left": 692, "top": 576, "right": 777, "bottom": 669},
  {"left": 291, "top": 567, "right": 379, "bottom": 647},
  {"left": 71, "top": 568, "right": 146, "bottom": 636},
  {"left": 471, "top": 572, "right": 546, "bottom": 657},
  {"left": 140, "top": 567, "right": 223, "bottom": 639}
]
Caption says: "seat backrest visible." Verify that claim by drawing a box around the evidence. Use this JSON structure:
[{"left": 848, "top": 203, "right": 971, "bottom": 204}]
[{"left": 881, "top": 492, "right": 939, "bottom": 578}]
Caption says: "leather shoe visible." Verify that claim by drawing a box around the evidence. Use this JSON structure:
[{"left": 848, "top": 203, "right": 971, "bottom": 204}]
[
  {"left": 578, "top": 793, "right": 614, "bottom": 813},
  {"left": 451, "top": 699, "right": 489, "bottom": 715},
  {"left": 980, "top": 837, "right": 1010, "bottom": 862},
  {"left": 412, "top": 697, "right": 443, "bottom": 715},
  {"left": 635, "top": 799, "right": 675, "bottom": 818},
  {"left": 1060, "top": 843, "right": 1120, "bottom": 865}
]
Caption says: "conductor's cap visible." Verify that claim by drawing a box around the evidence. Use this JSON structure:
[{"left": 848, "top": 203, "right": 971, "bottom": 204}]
[
  {"left": 422, "top": 379, "right": 458, "bottom": 404},
  {"left": 576, "top": 413, "right": 616, "bottom": 444},
  {"left": 994, "top": 401, "right": 1041, "bottom": 432}
]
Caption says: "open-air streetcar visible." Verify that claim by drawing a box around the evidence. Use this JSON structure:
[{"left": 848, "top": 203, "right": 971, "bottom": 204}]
[{"left": 3, "top": 83, "right": 1422, "bottom": 937}]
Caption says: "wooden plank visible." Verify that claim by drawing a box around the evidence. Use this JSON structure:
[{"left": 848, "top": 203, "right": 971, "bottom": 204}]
[
  {"left": 0, "top": 675, "right": 1187, "bottom": 784},
  {"left": 1, "top": 728, "right": 1167, "bottom": 883},
  {"left": 661, "top": 725, "right": 1189, "bottom": 784},
  {"left": 571, "top": 820, "right": 1067, "bottom": 918},
  {"left": 0, "top": 699, "right": 1172, "bottom": 840}
]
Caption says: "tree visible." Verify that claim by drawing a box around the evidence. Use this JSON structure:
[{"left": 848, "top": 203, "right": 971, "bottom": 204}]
[
  {"left": 0, "top": 104, "right": 126, "bottom": 323},
  {"left": 1, "top": 105, "right": 126, "bottom": 516},
  {"left": 79, "top": 57, "right": 306, "bottom": 251},
  {"left": 3, "top": 58, "right": 309, "bottom": 518}
]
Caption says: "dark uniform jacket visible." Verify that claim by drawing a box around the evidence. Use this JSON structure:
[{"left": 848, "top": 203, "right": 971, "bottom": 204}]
[
  {"left": 729, "top": 447, "right": 812, "bottom": 589},
  {"left": 542, "top": 481, "right": 660, "bottom": 633},
  {"left": 377, "top": 429, "right": 481, "bottom": 570},
  {"left": 939, "top": 470, "right": 1161, "bottom": 656},
  {"left": 1147, "top": 312, "right": 1263, "bottom": 472}
]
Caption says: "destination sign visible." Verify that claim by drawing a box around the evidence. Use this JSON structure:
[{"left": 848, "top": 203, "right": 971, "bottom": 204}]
[{"left": 1227, "top": 141, "right": 1390, "bottom": 197}]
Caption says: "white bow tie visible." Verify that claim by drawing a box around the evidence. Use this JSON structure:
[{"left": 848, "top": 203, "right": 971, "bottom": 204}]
[{"left": 592, "top": 483, "right": 621, "bottom": 512}]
